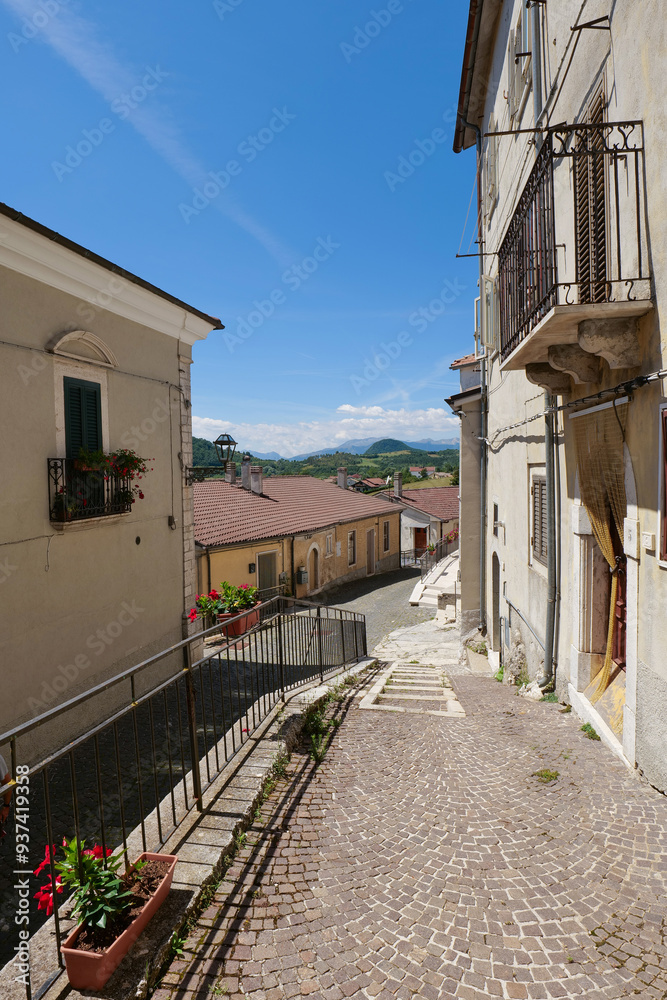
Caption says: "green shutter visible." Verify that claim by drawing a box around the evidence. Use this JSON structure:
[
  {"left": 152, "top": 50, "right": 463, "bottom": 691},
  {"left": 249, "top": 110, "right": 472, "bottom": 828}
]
[{"left": 64, "top": 377, "right": 102, "bottom": 458}]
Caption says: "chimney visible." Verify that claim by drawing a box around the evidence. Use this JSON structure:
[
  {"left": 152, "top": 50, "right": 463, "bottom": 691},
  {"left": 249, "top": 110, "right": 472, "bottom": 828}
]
[
  {"left": 241, "top": 454, "right": 251, "bottom": 489},
  {"left": 250, "top": 465, "right": 263, "bottom": 495},
  {"left": 337, "top": 467, "right": 348, "bottom": 490},
  {"left": 225, "top": 461, "right": 236, "bottom": 485},
  {"left": 393, "top": 471, "right": 403, "bottom": 498}
]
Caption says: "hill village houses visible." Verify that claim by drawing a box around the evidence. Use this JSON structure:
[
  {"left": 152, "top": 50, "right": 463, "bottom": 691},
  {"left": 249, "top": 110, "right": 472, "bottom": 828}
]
[{"left": 449, "top": 0, "right": 667, "bottom": 794}]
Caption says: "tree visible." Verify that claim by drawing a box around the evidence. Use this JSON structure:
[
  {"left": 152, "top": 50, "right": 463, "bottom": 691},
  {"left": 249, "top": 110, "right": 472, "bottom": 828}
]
[{"left": 450, "top": 466, "right": 460, "bottom": 486}]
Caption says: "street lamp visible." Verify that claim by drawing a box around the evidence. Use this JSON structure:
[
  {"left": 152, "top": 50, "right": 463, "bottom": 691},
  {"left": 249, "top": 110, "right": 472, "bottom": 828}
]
[{"left": 213, "top": 433, "right": 237, "bottom": 466}]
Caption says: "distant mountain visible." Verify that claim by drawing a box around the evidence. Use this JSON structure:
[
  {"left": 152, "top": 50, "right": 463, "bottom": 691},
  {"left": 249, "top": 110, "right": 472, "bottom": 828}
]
[
  {"left": 290, "top": 437, "right": 458, "bottom": 460},
  {"left": 364, "top": 438, "right": 411, "bottom": 456},
  {"left": 251, "top": 450, "right": 282, "bottom": 461},
  {"left": 192, "top": 438, "right": 283, "bottom": 464}
]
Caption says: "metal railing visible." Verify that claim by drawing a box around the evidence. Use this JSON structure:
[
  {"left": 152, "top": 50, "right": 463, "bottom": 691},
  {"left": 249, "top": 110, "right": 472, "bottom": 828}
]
[
  {"left": 47, "top": 458, "right": 132, "bottom": 521},
  {"left": 0, "top": 595, "right": 365, "bottom": 999},
  {"left": 499, "top": 121, "right": 650, "bottom": 362},
  {"left": 419, "top": 536, "right": 458, "bottom": 581}
]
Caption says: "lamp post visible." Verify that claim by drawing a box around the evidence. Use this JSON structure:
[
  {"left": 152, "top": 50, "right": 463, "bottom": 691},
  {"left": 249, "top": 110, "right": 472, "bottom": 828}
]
[
  {"left": 213, "top": 434, "right": 237, "bottom": 466},
  {"left": 186, "top": 433, "right": 238, "bottom": 484}
]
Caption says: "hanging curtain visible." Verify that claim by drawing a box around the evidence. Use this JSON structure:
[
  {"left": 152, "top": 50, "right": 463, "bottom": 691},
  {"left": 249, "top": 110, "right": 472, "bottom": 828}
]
[{"left": 572, "top": 401, "right": 627, "bottom": 699}]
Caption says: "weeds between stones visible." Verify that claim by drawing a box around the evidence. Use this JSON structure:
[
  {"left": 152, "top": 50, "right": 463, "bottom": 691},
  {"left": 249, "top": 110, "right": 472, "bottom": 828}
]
[
  {"left": 581, "top": 723, "right": 601, "bottom": 741},
  {"left": 532, "top": 769, "right": 560, "bottom": 783},
  {"left": 541, "top": 692, "right": 559, "bottom": 703},
  {"left": 494, "top": 665, "right": 504, "bottom": 683}
]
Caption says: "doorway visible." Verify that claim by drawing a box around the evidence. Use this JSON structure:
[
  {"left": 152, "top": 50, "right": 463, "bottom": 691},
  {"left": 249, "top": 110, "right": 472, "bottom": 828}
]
[
  {"left": 309, "top": 547, "right": 319, "bottom": 591},
  {"left": 414, "top": 527, "right": 427, "bottom": 556},
  {"left": 257, "top": 551, "right": 277, "bottom": 592},
  {"left": 366, "top": 529, "right": 376, "bottom": 576}
]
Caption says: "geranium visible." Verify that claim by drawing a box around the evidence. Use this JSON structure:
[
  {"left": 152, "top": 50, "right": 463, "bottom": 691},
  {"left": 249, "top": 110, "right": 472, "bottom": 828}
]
[
  {"left": 34, "top": 843, "right": 57, "bottom": 877},
  {"left": 84, "top": 844, "right": 113, "bottom": 860},
  {"left": 188, "top": 608, "right": 198, "bottom": 622},
  {"left": 35, "top": 875, "right": 64, "bottom": 916}
]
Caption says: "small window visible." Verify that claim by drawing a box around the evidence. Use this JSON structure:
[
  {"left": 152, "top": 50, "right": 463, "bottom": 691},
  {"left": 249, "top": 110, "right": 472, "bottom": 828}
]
[
  {"left": 493, "top": 503, "right": 499, "bottom": 537},
  {"left": 326, "top": 533, "right": 333, "bottom": 556},
  {"left": 532, "top": 477, "right": 548, "bottom": 565},
  {"left": 383, "top": 520, "right": 390, "bottom": 552},
  {"left": 348, "top": 530, "right": 356, "bottom": 566}
]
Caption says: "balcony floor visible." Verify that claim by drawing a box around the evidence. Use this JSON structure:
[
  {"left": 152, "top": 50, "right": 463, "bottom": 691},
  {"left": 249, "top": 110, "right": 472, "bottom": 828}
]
[{"left": 501, "top": 300, "right": 653, "bottom": 370}]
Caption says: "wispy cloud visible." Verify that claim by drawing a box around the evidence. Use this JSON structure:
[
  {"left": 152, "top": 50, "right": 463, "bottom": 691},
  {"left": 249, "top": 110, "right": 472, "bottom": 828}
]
[
  {"left": 1, "top": 0, "right": 294, "bottom": 264},
  {"left": 192, "top": 405, "right": 459, "bottom": 458}
]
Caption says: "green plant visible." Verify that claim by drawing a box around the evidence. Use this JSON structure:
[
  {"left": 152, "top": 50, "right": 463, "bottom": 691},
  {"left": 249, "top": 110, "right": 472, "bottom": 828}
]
[
  {"left": 560, "top": 705, "right": 572, "bottom": 714},
  {"left": 77, "top": 447, "right": 151, "bottom": 502},
  {"left": 541, "top": 692, "right": 558, "bottom": 703},
  {"left": 468, "top": 641, "right": 488, "bottom": 656},
  {"left": 581, "top": 723, "right": 601, "bottom": 741},
  {"left": 494, "top": 665, "right": 504, "bottom": 683},
  {"left": 409, "top": 659, "right": 420, "bottom": 664},
  {"left": 210, "top": 983, "right": 230, "bottom": 996},
  {"left": 39, "top": 839, "right": 141, "bottom": 930},
  {"left": 532, "top": 769, "right": 560, "bottom": 783},
  {"left": 170, "top": 931, "right": 187, "bottom": 958},
  {"left": 515, "top": 664, "right": 530, "bottom": 687}
]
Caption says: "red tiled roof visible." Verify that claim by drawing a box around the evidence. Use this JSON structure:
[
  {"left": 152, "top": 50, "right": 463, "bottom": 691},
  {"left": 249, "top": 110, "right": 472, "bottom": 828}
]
[
  {"left": 450, "top": 353, "right": 480, "bottom": 369},
  {"left": 193, "top": 477, "right": 404, "bottom": 547},
  {"left": 362, "top": 477, "right": 387, "bottom": 487},
  {"left": 399, "top": 487, "right": 460, "bottom": 520}
]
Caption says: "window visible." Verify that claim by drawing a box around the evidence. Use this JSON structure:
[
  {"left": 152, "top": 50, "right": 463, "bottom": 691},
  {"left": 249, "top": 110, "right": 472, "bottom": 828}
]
[
  {"left": 348, "top": 530, "right": 356, "bottom": 566},
  {"left": 574, "top": 87, "right": 607, "bottom": 304},
  {"left": 480, "top": 275, "right": 500, "bottom": 354},
  {"left": 484, "top": 115, "right": 498, "bottom": 221},
  {"left": 493, "top": 503, "right": 499, "bottom": 538},
  {"left": 326, "top": 533, "right": 333, "bottom": 556},
  {"left": 64, "top": 376, "right": 102, "bottom": 457},
  {"left": 531, "top": 476, "right": 548, "bottom": 565},
  {"left": 383, "top": 520, "right": 390, "bottom": 552},
  {"left": 508, "top": 8, "right": 532, "bottom": 121}
]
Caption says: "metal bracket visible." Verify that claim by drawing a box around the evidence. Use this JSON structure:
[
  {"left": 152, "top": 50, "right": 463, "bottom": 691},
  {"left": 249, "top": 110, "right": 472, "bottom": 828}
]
[
  {"left": 571, "top": 15, "right": 610, "bottom": 30},
  {"left": 515, "top": 51, "right": 532, "bottom": 63},
  {"left": 185, "top": 466, "right": 224, "bottom": 485}
]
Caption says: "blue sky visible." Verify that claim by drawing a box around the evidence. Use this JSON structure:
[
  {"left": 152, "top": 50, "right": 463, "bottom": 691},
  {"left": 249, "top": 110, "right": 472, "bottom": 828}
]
[{"left": 0, "top": 0, "right": 478, "bottom": 457}]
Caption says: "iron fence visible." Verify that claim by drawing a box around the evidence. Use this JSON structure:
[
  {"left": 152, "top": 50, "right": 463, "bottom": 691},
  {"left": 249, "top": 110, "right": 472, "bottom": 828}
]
[
  {"left": 0, "top": 596, "right": 365, "bottom": 999},
  {"left": 47, "top": 458, "right": 132, "bottom": 522},
  {"left": 499, "top": 121, "right": 650, "bottom": 362},
  {"left": 419, "top": 536, "right": 458, "bottom": 581}
]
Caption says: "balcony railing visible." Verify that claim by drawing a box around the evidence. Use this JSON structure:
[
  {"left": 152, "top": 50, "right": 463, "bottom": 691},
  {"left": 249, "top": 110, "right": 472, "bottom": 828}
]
[
  {"left": 499, "top": 121, "right": 650, "bottom": 363},
  {"left": 48, "top": 458, "right": 132, "bottom": 522}
]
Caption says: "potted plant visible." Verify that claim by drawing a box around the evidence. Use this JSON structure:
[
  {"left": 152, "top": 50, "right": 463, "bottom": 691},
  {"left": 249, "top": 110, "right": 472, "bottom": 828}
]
[
  {"left": 188, "top": 583, "right": 260, "bottom": 637},
  {"left": 34, "top": 838, "right": 177, "bottom": 990},
  {"left": 77, "top": 447, "right": 151, "bottom": 507},
  {"left": 188, "top": 590, "right": 224, "bottom": 630},
  {"left": 51, "top": 487, "right": 84, "bottom": 521}
]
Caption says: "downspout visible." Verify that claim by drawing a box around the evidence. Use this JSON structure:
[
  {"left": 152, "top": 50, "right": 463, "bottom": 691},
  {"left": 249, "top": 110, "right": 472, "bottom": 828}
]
[
  {"left": 459, "top": 114, "right": 486, "bottom": 633},
  {"left": 539, "top": 393, "right": 557, "bottom": 689},
  {"left": 290, "top": 536, "right": 295, "bottom": 596}
]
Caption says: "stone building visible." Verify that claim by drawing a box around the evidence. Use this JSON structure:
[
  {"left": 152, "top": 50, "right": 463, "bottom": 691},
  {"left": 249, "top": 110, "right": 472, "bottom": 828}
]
[{"left": 453, "top": 0, "right": 667, "bottom": 788}]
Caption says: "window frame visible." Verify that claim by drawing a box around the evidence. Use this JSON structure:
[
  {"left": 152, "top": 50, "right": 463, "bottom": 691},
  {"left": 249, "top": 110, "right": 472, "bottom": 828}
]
[
  {"left": 508, "top": 8, "right": 532, "bottom": 122},
  {"left": 383, "top": 520, "right": 390, "bottom": 553},
  {"left": 325, "top": 532, "right": 334, "bottom": 557},
  {"left": 347, "top": 530, "right": 356, "bottom": 566},
  {"left": 54, "top": 359, "right": 109, "bottom": 459}
]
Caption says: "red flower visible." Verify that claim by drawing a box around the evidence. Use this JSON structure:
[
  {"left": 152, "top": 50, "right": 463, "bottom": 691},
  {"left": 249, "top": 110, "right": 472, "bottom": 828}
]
[
  {"left": 239, "top": 584, "right": 249, "bottom": 590},
  {"left": 209, "top": 589, "right": 220, "bottom": 599},
  {"left": 34, "top": 875, "right": 63, "bottom": 916},
  {"left": 188, "top": 609, "right": 198, "bottom": 622},
  {"left": 138, "top": 492, "right": 144, "bottom": 500},
  {"left": 33, "top": 844, "right": 57, "bottom": 877},
  {"left": 83, "top": 844, "right": 112, "bottom": 859}
]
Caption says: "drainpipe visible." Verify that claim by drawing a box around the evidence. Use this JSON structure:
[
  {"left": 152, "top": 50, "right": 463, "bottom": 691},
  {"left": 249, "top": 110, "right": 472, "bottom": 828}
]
[
  {"left": 206, "top": 546, "right": 212, "bottom": 595},
  {"left": 459, "top": 114, "right": 486, "bottom": 633},
  {"left": 539, "top": 392, "right": 557, "bottom": 689},
  {"left": 531, "top": 2, "right": 544, "bottom": 130},
  {"left": 290, "top": 536, "right": 295, "bottom": 596}
]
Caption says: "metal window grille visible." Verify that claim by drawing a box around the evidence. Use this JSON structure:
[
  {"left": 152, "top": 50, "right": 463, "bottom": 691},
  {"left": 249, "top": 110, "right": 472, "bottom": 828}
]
[{"left": 532, "top": 476, "right": 548, "bottom": 565}]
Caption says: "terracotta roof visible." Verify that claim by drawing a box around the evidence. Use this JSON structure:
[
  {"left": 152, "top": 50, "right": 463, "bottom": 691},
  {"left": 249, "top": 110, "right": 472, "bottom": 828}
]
[
  {"left": 194, "top": 477, "right": 404, "bottom": 547},
  {"left": 398, "top": 487, "right": 460, "bottom": 521},
  {"left": 450, "top": 353, "right": 479, "bottom": 369},
  {"left": 361, "top": 477, "right": 387, "bottom": 487}
]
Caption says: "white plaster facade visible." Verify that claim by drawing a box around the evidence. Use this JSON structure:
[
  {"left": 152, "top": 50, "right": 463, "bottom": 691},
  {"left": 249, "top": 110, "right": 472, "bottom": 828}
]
[{"left": 453, "top": 0, "right": 667, "bottom": 791}]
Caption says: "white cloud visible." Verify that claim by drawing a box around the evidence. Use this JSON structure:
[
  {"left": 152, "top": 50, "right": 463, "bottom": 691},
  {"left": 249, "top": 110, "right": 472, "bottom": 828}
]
[
  {"left": 2, "top": 0, "right": 294, "bottom": 264},
  {"left": 192, "top": 406, "right": 459, "bottom": 458}
]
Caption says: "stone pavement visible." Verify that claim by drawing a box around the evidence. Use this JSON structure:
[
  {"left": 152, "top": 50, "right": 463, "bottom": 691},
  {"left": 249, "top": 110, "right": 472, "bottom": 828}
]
[{"left": 154, "top": 622, "right": 667, "bottom": 1000}]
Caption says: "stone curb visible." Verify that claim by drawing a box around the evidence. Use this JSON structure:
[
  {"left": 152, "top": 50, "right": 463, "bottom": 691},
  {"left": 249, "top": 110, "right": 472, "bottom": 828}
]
[{"left": 30, "top": 658, "right": 376, "bottom": 1000}]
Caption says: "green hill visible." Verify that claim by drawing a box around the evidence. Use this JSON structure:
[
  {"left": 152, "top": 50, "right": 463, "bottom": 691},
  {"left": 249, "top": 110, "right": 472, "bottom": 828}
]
[{"left": 364, "top": 438, "right": 409, "bottom": 457}]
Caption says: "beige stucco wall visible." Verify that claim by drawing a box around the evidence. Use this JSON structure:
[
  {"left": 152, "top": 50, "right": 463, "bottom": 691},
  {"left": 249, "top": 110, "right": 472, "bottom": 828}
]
[
  {"left": 197, "top": 509, "right": 402, "bottom": 604},
  {"left": 456, "top": 394, "right": 481, "bottom": 637},
  {"left": 0, "top": 264, "right": 209, "bottom": 751},
  {"left": 464, "top": 0, "right": 667, "bottom": 787}
]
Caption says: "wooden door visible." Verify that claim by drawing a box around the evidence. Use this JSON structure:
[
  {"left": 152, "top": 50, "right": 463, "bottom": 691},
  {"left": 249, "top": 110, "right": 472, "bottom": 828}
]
[
  {"left": 414, "top": 527, "right": 427, "bottom": 556},
  {"left": 257, "top": 552, "right": 277, "bottom": 592}
]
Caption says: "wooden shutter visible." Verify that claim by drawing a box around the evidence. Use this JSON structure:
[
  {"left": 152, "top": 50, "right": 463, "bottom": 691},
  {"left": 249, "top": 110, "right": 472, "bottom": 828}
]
[
  {"left": 64, "top": 377, "right": 102, "bottom": 458},
  {"left": 574, "top": 88, "right": 607, "bottom": 304},
  {"left": 532, "top": 476, "right": 548, "bottom": 565}
]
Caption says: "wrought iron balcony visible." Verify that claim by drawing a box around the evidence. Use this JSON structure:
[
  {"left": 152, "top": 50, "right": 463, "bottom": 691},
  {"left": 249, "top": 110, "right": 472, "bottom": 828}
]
[
  {"left": 48, "top": 458, "right": 132, "bottom": 522},
  {"left": 498, "top": 121, "right": 652, "bottom": 373}
]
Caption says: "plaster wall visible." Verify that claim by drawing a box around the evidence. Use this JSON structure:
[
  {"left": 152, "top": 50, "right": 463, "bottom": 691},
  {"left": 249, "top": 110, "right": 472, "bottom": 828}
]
[{"left": 0, "top": 265, "right": 209, "bottom": 745}]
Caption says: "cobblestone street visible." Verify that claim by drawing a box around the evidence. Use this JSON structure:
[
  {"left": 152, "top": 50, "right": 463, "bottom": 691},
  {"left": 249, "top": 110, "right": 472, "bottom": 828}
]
[
  {"left": 155, "top": 629, "right": 667, "bottom": 1000},
  {"left": 321, "top": 569, "right": 435, "bottom": 653}
]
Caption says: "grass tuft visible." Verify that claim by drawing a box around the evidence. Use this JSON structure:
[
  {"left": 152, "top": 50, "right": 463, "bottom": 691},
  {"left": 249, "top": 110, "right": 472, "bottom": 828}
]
[
  {"left": 581, "top": 722, "right": 601, "bottom": 741},
  {"left": 532, "top": 769, "right": 560, "bottom": 783}
]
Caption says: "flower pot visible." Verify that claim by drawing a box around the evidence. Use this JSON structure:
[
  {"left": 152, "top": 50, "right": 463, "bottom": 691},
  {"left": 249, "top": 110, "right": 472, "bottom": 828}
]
[
  {"left": 217, "top": 602, "right": 261, "bottom": 636},
  {"left": 60, "top": 852, "right": 177, "bottom": 991}
]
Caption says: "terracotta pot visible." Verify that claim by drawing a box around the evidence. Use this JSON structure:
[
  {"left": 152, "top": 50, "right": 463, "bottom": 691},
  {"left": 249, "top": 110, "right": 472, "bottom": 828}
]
[
  {"left": 217, "top": 602, "right": 261, "bottom": 636},
  {"left": 60, "top": 852, "right": 178, "bottom": 991}
]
